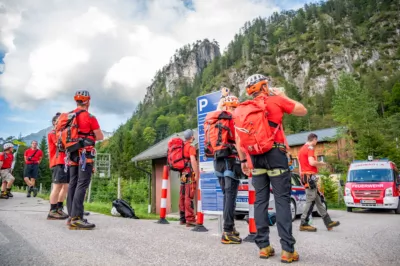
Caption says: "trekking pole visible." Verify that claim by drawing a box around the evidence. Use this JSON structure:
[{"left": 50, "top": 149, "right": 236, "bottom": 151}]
[
  {"left": 243, "top": 172, "right": 256, "bottom": 242},
  {"left": 156, "top": 165, "right": 169, "bottom": 224},
  {"left": 192, "top": 174, "right": 208, "bottom": 232}
]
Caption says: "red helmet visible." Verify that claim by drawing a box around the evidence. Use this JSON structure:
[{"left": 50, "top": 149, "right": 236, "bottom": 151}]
[{"left": 74, "top": 90, "right": 91, "bottom": 103}]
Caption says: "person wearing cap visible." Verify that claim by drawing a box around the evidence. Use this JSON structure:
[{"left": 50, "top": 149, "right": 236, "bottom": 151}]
[
  {"left": 179, "top": 129, "right": 199, "bottom": 227},
  {"left": 67, "top": 90, "right": 104, "bottom": 230},
  {"left": 47, "top": 112, "right": 69, "bottom": 220},
  {"left": 0, "top": 143, "right": 15, "bottom": 199}
]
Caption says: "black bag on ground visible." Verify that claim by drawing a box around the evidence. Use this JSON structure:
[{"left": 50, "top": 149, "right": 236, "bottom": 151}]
[{"left": 112, "top": 199, "right": 139, "bottom": 219}]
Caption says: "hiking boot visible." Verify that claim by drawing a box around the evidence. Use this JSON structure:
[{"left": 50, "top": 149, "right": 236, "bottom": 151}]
[
  {"left": 27, "top": 188, "right": 31, "bottom": 198},
  {"left": 221, "top": 232, "right": 242, "bottom": 244},
  {"left": 186, "top": 222, "right": 196, "bottom": 228},
  {"left": 57, "top": 208, "right": 69, "bottom": 220},
  {"left": 66, "top": 217, "right": 71, "bottom": 226},
  {"left": 47, "top": 210, "right": 66, "bottom": 220},
  {"left": 326, "top": 221, "right": 340, "bottom": 231},
  {"left": 232, "top": 227, "right": 240, "bottom": 237},
  {"left": 179, "top": 221, "right": 186, "bottom": 225},
  {"left": 281, "top": 250, "right": 299, "bottom": 263},
  {"left": 299, "top": 223, "right": 317, "bottom": 232},
  {"left": 6, "top": 190, "right": 13, "bottom": 198},
  {"left": 0, "top": 192, "right": 9, "bottom": 199},
  {"left": 33, "top": 187, "right": 38, "bottom": 197},
  {"left": 69, "top": 217, "right": 95, "bottom": 230},
  {"left": 323, "top": 214, "right": 340, "bottom": 231},
  {"left": 259, "top": 246, "right": 275, "bottom": 259}
]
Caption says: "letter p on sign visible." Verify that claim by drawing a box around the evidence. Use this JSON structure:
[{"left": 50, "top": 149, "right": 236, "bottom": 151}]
[{"left": 199, "top": 98, "right": 208, "bottom": 112}]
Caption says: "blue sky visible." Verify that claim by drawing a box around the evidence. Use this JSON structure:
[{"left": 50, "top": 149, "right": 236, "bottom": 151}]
[{"left": 0, "top": 0, "right": 317, "bottom": 139}]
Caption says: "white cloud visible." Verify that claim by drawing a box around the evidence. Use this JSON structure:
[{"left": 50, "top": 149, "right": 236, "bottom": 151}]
[
  {"left": 7, "top": 115, "right": 36, "bottom": 123},
  {"left": 0, "top": 0, "right": 285, "bottom": 131}
]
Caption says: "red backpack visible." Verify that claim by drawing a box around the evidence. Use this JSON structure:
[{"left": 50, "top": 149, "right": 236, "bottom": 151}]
[
  {"left": 233, "top": 95, "right": 280, "bottom": 155},
  {"left": 167, "top": 137, "right": 190, "bottom": 172},
  {"left": 54, "top": 110, "right": 87, "bottom": 154},
  {"left": 204, "top": 110, "right": 236, "bottom": 158}
]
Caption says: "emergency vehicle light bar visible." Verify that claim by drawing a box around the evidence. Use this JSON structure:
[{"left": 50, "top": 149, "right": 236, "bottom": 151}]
[{"left": 352, "top": 158, "right": 389, "bottom": 163}]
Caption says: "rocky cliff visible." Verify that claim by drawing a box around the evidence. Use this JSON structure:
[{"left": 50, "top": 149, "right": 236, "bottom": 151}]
[{"left": 143, "top": 39, "right": 220, "bottom": 104}]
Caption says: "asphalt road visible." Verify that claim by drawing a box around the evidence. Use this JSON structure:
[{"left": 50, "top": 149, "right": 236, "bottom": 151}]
[{"left": 0, "top": 193, "right": 399, "bottom": 266}]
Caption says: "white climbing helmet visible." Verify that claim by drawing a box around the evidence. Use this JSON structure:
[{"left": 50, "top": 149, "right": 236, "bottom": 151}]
[
  {"left": 245, "top": 74, "right": 269, "bottom": 95},
  {"left": 3, "top": 143, "right": 13, "bottom": 151}
]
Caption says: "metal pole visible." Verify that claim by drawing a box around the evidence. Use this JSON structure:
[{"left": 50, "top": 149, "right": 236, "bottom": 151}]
[
  {"left": 218, "top": 215, "right": 223, "bottom": 236},
  {"left": 108, "top": 154, "right": 111, "bottom": 178},
  {"left": 39, "top": 183, "right": 42, "bottom": 194},
  {"left": 118, "top": 176, "right": 121, "bottom": 199},
  {"left": 87, "top": 180, "right": 92, "bottom": 203},
  {"left": 132, "top": 164, "right": 152, "bottom": 214}
]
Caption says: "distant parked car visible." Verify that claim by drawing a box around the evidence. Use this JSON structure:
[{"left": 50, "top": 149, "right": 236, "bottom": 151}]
[{"left": 235, "top": 172, "right": 327, "bottom": 221}]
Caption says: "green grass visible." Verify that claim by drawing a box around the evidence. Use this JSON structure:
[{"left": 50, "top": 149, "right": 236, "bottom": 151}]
[
  {"left": 12, "top": 188, "right": 176, "bottom": 220},
  {"left": 327, "top": 201, "right": 347, "bottom": 211}
]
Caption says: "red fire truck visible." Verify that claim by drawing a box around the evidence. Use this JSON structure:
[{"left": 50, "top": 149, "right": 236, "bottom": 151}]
[{"left": 343, "top": 158, "right": 400, "bottom": 214}]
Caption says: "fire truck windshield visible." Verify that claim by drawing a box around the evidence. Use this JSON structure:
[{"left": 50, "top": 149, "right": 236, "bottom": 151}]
[{"left": 348, "top": 169, "right": 394, "bottom": 182}]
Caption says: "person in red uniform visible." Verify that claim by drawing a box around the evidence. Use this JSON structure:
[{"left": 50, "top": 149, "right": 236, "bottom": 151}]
[
  {"left": 47, "top": 112, "right": 69, "bottom": 220},
  {"left": 179, "top": 129, "right": 199, "bottom": 227},
  {"left": 214, "top": 94, "right": 242, "bottom": 244},
  {"left": 0, "top": 143, "right": 15, "bottom": 199},
  {"left": 24, "top": 140, "right": 43, "bottom": 197},
  {"left": 67, "top": 90, "right": 103, "bottom": 230},
  {"left": 236, "top": 74, "right": 307, "bottom": 263},
  {"left": 298, "top": 133, "right": 340, "bottom": 232}
]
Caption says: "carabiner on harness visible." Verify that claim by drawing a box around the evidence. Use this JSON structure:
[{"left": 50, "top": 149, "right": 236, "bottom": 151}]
[
  {"left": 64, "top": 152, "right": 70, "bottom": 173},
  {"left": 80, "top": 149, "right": 87, "bottom": 171}
]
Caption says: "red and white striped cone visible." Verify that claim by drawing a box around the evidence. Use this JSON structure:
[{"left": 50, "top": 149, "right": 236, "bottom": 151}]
[
  {"left": 192, "top": 177, "right": 208, "bottom": 232},
  {"left": 244, "top": 173, "right": 256, "bottom": 242},
  {"left": 157, "top": 165, "right": 169, "bottom": 224}
]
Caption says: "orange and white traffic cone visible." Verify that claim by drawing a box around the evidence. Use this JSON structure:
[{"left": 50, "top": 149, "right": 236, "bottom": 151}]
[
  {"left": 244, "top": 173, "right": 256, "bottom": 242},
  {"left": 157, "top": 165, "right": 169, "bottom": 224},
  {"left": 192, "top": 178, "right": 208, "bottom": 232}
]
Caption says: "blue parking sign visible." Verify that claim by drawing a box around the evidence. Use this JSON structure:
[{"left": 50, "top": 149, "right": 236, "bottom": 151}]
[{"left": 196, "top": 91, "right": 224, "bottom": 214}]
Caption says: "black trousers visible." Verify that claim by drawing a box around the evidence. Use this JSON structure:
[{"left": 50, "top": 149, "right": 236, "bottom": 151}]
[
  {"left": 251, "top": 147, "right": 296, "bottom": 253},
  {"left": 214, "top": 157, "right": 241, "bottom": 232},
  {"left": 67, "top": 164, "right": 93, "bottom": 218},
  {"left": 218, "top": 176, "right": 239, "bottom": 232}
]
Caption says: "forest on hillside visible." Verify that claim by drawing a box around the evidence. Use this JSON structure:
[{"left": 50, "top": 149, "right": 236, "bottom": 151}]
[{"left": 95, "top": 0, "right": 400, "bottom": 180}]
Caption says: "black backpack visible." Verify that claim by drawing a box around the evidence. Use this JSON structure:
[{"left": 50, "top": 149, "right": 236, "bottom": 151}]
[{"left": 112, "top": 199, "right": 139, "bottom": 219}]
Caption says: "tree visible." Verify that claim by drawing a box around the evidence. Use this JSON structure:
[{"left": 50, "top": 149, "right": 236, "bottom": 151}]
[
  {"left": 384, "top": 83, "right": 400, "bottom": 115},
  {"left": 38, "top": 136, "right": 51, "bottom": 190},
  {"left": 143, "top": 127, "right": 157, "bottom": 145},
  {"left": 332, "top": 73, "right": 387, "bottom": 159},
  {"left": 333, "top": 73, "right": 378, "bottom": 133}
]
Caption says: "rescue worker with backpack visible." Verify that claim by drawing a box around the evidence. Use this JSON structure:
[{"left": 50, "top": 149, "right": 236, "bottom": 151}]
[
  {"left": 56, "top": 90, "right": 103, "bottom": 230},
  {"left": 47, "top": 112, "right": 69, "bottom": 220},
  {"left": 0, "top": 143, "right": 15, "bottom": 199},
  {"left": 234, "top": 74, "right": 307, "bottom": 263},
  {"left": 298, "top": 133, "right": 340, "bottom": 232},
  {"left": 167, "top": 129, "right": 199, "bottom": 227},
  {"left": 204, "top": 91, "right": 242, "bottom": 244},
  {"left": 24, "top": 140, "right": 43, "bottom": 197}
]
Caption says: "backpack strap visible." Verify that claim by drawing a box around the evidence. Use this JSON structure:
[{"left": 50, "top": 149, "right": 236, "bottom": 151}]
[
  {"left": 72, "top": 109, "right": 95, "bottom": 137},
  {"left": 183, "top": 142, "right": 192, "bottom": 171},
  {"left": 268, "top": 121, "right": 289, "bottom": 150}
]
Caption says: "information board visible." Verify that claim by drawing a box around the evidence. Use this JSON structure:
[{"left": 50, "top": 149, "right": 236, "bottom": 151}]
[{"left": 196, "top": 91, "right": 223, "bottom": 215}]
